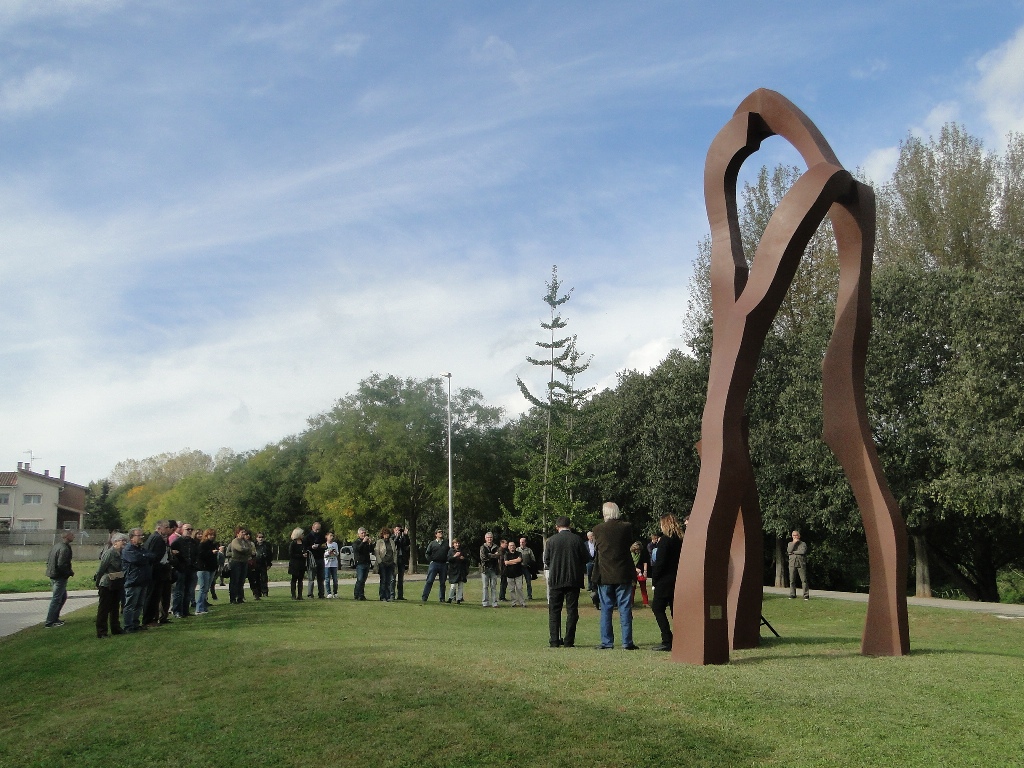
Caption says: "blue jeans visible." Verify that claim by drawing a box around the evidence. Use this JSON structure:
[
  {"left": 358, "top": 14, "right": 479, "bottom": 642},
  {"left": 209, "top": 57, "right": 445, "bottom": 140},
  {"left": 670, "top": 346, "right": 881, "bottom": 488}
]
[
  {"left": 324, "top": 565, "right": 338, "bottom": 596},
  {"left": 421, "top": 561, "right": 447, "bottom": 601},
  {"left": 196, "top": 570, "right": 212, "bottom": 613},
  {"left": 481, "top": 570, "right": 498, "bottom": 606},
  {"left": 123, "top": 584, "right": 147, "bottom": 631},
  {"left": 46, "top": 578, "right": 68, "bottom": 624},
  {"left": 354, "top": 563, "right": 370, "bottom": 599},
  {"left": 598, "top": 583, "right": 634, "bottom": 648}
]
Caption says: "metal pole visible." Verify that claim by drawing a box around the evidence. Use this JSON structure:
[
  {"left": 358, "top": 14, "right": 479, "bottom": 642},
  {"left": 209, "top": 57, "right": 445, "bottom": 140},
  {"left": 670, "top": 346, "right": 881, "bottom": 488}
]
[{"left": 441, "top": 372, "right": 453, "bottom": 544}]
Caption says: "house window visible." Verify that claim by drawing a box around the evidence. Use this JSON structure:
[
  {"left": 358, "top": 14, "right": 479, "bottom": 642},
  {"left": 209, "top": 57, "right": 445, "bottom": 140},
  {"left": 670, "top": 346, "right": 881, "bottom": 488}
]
[
  {"left": 23, "top": 494, "right": 41, "bottom": 505},
  {"left": 0, "top": 493, "right": 9, "bottom": 504},
  {"left": 0, "top": 518, "right": 11, "bottom": 531},
  {"left": 62, "top": 520, "right": 79, "bottom": 530},
  {"left": 18, "top": 520, "right": 41, "bottom": 530}
]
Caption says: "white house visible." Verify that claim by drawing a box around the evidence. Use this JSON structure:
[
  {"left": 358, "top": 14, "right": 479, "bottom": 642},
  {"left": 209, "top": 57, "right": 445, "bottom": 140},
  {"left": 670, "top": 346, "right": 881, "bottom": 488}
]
[{"left": 0, "top": 463, "right": 86, "bottom": 531}]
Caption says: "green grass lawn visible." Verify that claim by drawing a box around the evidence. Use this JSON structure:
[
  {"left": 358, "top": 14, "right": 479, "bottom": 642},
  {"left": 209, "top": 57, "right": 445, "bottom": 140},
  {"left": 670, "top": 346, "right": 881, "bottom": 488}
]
[
  {"left": 1, "top": 587, "right": 1022, "bottom": 768},
  {"left": 0, "top": 560, "right": 97, "bottom": 593}
]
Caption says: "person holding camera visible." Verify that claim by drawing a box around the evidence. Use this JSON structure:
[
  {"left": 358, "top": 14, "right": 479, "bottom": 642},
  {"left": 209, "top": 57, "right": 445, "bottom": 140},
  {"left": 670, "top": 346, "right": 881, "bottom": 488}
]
[
  {"left": 374, "top": 527, "right": 397, "bottom": 602},
  {"left": 304, "top": 521, "right": 327, "bottom": 599},
  {"left": 392, "top": 525, "right": 410, "bottom": 600},
  {"left": 353, "top": 527, "right": 373, "bottom": 601},
  {"left": 446, "top": 538, "right": 468, "bottom": 603}
]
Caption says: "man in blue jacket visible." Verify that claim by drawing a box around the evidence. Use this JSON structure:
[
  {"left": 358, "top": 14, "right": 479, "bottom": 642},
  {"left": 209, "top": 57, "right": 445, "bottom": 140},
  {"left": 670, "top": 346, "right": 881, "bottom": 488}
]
[{"left": 121, "top": 528, "right": 157, "bottom": 633}]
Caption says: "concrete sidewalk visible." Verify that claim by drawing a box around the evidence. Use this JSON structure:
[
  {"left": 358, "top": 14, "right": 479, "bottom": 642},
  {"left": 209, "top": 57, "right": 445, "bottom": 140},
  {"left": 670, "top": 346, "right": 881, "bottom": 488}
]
[{"left": 763, "top": 586, "right": 1024, "bottom": 617}]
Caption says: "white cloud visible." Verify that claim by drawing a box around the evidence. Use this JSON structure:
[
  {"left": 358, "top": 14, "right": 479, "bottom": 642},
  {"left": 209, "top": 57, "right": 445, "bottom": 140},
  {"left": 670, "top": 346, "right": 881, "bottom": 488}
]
[
  {"left": 915, "top": 101, "right": 961, "bottom": 139},
  {"left": 0, "top": 0, "right": 120, "bottom": 28},
  {"left": 0, "top": 67, "right": 74, "bottom": 115},
  {"left": 332, "top": 34, "right": 365, "bottom": 57},
  {"left": 975, "top": 24, "right": 1024, "bottom": 140},
  {"left": 850, "top": 58, "right": 888, "bottom": 80},
  {"left": 860, "top": 145, "right": 900, "bottom": 186}
]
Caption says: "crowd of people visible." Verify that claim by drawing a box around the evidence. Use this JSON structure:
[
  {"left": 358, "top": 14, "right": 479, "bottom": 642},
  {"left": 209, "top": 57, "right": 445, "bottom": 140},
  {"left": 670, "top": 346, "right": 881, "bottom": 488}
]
[
  {"left": 83, "top": 521, "right": 278, "bottom": 636},
  {"left": 41, "top": 503, "right": 768, "bottom": 652}
]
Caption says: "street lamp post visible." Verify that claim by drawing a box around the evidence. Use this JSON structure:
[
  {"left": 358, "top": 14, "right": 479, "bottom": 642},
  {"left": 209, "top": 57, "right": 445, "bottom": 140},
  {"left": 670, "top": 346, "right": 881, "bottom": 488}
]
[{"left": 441, "top": 372, "right": 453, "bottom": 544}]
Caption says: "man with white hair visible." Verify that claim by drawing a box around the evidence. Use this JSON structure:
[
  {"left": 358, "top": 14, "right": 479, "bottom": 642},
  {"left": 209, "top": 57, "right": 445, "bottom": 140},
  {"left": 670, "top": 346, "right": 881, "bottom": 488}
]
[{"left": 591, "top": 502, "right": 638, "bottom": 650}]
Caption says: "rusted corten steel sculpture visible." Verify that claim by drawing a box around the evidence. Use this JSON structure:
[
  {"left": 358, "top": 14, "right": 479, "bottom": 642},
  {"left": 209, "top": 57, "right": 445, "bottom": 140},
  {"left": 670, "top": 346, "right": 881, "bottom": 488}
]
[{"left": 673, "top": 89, "right": 910, "bottom": 665}]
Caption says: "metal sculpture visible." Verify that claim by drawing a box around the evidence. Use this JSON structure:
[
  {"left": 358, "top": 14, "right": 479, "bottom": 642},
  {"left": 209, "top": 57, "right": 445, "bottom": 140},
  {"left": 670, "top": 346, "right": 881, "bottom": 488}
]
[{"left": 673, "top": 89, "right": 910, "bottom": 665}]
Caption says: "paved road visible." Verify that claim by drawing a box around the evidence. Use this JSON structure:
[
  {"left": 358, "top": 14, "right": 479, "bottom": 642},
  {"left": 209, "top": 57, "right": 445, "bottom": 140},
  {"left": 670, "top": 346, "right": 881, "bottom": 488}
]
[{"left": 4, "top": 582, "right": 1023, "bottom": 640}]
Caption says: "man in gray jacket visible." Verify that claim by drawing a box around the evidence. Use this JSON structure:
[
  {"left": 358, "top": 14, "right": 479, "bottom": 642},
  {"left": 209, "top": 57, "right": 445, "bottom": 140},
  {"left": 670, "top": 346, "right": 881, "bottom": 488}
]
[
  {"left": 44, "top": 531, "right": 75, "bottom": 627},
  {"left": 788, "top": 530, "right": 810, "bottom": 599},
  {"left": 543, "top": 516, "right": 589, "bottom": 647},
  {"left": 591, "top": 502, "right": 638, "bottom": 650}
]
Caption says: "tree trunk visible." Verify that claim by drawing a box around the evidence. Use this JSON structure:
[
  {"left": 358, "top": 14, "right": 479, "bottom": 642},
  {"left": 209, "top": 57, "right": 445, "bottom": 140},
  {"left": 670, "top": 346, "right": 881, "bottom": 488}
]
[
  {"left": 774, "top": 538, "right": 785, "bottom": 588},
  {"left": 408, "top": 512, "right": 419, "bottom": 574},
  {"left": 913, "top": 534, "right": 932, "bottom": 598}
]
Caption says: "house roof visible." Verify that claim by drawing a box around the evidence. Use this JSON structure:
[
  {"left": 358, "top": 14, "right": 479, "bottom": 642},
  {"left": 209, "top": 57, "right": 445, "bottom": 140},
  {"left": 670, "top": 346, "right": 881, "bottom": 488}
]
[{"left": 0, "top": 473, "right": 17, "bottom": 487}]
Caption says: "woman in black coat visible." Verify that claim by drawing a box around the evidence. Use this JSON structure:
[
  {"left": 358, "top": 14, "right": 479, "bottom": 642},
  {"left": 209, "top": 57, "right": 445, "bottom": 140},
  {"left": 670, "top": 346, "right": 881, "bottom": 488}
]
[
  {"left": 288, "top": 528, "right": 307, "bottom": 600},
  {"left": 649, "top": 514, "right": 684, "bottom": 651}
]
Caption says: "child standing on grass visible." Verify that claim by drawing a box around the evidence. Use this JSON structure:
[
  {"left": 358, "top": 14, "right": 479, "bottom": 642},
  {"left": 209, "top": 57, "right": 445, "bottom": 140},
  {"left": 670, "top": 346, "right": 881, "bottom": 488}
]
[{"left": 324, "top": 532, "right": 340, "bottom": 598}]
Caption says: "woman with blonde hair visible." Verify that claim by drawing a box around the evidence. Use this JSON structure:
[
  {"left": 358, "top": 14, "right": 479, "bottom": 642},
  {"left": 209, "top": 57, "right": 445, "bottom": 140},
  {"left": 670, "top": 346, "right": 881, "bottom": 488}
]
[
  {"left": 288, "top": 527, "right": 306, "bottom": 600},
  {"left": 649, "top": 513, "right": 685, "bottom": 651}
]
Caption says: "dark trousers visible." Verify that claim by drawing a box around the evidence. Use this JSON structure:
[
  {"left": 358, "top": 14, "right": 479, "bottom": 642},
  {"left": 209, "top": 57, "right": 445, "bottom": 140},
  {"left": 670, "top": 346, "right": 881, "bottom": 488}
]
[
  {"left": 144, "top": 574, "right": 172, "bottom": 624},
  {"left": 548, "top": 587, "right": 581, "bottom": 646},
  {"left": 290, "top": 573, "right": 303, "bottom": 598},
  {"left": 651, "top": 584, "right": 674, "bottom": 645},
  {"left": 393, "top": 561, "right": 407, "bottom": 599},
  {"left": 96, "top": 585, "right": 123, "bottom": 636},
  {"left": 499, "top": 571, "right": 507, "bottom": 600},
  {"left": 229, "top": 561, "right": 248, "bottom": 603},
  {"left": 378, "top": 564, "right": 395, "bottom": 601},
  {"left": 249, "top": 565, "right": 268, "bottom": 596}
]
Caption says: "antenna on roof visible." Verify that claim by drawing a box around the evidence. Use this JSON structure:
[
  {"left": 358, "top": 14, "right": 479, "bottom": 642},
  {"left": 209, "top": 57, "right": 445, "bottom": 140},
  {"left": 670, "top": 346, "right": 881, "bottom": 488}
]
[{"left": 23, "top": 450, "right": 41, "bottom": 467}]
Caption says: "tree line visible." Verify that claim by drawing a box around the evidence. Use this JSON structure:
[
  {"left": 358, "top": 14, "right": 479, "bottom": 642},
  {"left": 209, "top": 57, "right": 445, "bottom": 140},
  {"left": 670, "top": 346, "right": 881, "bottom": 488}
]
[{"left": 85, "top": 122, "right": 1024, "bottom": 601}]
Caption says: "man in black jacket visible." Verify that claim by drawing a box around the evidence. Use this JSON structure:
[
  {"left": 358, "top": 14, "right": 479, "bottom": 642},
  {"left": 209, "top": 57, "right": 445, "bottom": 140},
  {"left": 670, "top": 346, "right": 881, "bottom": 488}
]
[
  {"left": 543, "top": 517, "right": 589, "bottom": 647},
  {"left": 144, "top": 520, "right": 175, "bottom": 626},
  {"left": 170, "top": 524, "right": 199, "bottom": 618},
  {"left": 352, "top": 527, "right": 372, "bottom": 600},
  {"left": 392, "top": 525, "right": 410, "bottom": 600},
  {"left": 304, "top": 521, "right": 327, "bottom": 599},
  {"left": 420, "top": 529, "right": 448, "bottom": 602},
  {"left": 44, "top": 531, "right": 75, "bottom": 628}
]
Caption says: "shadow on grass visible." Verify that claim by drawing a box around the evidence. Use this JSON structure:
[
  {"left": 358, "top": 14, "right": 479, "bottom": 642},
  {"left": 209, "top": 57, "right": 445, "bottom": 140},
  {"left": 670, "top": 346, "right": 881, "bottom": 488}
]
[{"left": 0, "top": 594, "right": 774, "bottom": 768}]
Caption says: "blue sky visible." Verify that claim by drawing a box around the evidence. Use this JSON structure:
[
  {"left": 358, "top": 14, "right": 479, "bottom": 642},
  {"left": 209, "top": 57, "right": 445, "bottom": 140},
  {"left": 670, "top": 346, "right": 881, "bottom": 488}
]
[{"left": 3, "top": 1, "right": 1024, "bottom": 483}]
